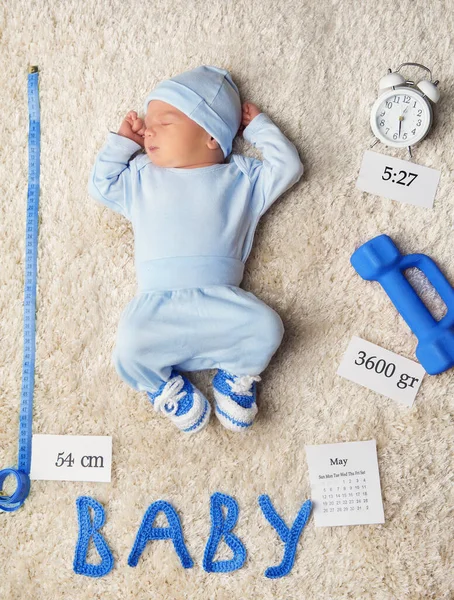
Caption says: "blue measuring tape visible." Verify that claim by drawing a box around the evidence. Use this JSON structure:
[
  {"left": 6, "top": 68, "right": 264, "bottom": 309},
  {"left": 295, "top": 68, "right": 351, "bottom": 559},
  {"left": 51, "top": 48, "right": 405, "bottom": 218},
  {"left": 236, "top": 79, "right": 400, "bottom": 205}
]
[{"left": 0, "top": 66, "right": 40, "bottom": 512}]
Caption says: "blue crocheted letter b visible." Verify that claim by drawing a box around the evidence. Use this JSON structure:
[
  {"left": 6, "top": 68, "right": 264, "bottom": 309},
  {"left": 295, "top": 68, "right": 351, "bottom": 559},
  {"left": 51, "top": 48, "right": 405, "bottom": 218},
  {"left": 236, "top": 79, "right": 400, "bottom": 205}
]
[
  {"left": 203, "top": 492, "right": 247, "bottom": 573},
  {"left": 73, "top": 496, "right": 114, "bottom": 578}
]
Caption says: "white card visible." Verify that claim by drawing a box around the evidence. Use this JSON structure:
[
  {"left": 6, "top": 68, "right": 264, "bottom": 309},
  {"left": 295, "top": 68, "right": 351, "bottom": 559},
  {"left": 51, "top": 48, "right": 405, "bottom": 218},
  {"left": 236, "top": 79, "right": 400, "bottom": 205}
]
[
  {"left": 305, "top": 440, "right": 385, "bottom": 527},
  {"left": 30, "top": 435, "right": 112, "bottom": 482},
  {"left": 356, "top": 150, "right": 440, "bottom": 208},
  {"left": 337, "top": 336, "right": 425, "bottom": 407}
]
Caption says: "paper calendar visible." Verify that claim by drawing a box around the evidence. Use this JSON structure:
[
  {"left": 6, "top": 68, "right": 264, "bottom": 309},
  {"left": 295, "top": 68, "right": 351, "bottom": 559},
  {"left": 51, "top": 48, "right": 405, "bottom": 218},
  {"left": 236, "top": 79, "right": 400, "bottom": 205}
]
[{"left": 305, "top": 440, "right": 385, "bottom": 527}]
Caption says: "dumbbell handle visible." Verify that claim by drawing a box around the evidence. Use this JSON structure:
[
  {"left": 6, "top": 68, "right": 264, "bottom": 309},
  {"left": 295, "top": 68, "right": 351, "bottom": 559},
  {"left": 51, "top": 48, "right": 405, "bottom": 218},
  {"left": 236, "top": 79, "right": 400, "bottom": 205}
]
[{"left": 379, "top": 253, "right": 454, "bottom": 340}]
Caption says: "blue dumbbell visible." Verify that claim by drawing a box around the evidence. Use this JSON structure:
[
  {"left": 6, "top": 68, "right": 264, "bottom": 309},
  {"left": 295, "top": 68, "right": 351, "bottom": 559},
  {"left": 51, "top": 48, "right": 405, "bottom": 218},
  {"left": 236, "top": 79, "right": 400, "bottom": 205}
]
[{"left": 351, "top": 234, "right": 454, "bottom": 375}]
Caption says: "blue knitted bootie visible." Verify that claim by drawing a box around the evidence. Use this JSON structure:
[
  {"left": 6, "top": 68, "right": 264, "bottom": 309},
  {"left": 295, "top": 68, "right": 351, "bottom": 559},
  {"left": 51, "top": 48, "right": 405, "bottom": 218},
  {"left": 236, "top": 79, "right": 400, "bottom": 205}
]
[
  {"left": 147, "top": 369, "right": 211, "bottom": 434},
  {"left": 212, "top": 369, "right": 261, "bottom": 432}
]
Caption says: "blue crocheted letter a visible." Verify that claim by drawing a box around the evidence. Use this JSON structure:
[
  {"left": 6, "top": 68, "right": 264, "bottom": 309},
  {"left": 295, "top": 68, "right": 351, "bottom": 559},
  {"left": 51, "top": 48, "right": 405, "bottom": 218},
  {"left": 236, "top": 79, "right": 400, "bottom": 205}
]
[
  {"left": 258, "top": 495, "right": 312, "bottom": 578},
  {"left": 128, "top": 500, "right": 193, "bottom": 569},
  {"left": 73, "top": 496, "right": 114, "bottom": 578},
  {"left": 203, "top": 492, "right": 247, "bottom": 573}
]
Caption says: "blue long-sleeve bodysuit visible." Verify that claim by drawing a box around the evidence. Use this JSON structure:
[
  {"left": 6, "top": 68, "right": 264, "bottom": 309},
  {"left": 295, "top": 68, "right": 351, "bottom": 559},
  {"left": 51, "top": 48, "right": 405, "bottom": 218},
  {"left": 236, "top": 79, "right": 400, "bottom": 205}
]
[{"left": 88, "top": 112, "right": 304, "bottom": 393}]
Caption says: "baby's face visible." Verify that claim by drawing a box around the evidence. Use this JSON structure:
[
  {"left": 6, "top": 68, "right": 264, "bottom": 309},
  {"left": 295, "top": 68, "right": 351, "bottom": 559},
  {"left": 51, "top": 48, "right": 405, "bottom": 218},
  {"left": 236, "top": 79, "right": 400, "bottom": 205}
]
[{"left": 144, "top": 100, "right": 223, "bottom": 168}]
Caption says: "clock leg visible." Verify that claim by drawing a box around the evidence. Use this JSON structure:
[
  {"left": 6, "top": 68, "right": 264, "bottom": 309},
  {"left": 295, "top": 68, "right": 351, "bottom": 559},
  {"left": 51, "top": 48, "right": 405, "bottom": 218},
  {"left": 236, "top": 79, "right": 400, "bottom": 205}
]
[{"left": 408, "top": 146, "right": 412, "bottom": 159}]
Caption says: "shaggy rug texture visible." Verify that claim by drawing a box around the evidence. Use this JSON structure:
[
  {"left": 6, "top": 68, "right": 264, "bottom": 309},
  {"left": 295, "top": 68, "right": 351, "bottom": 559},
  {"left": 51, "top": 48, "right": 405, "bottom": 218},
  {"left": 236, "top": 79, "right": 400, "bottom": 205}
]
[{"left": 0, "top": 1, "right": 453, "bottom": 598}]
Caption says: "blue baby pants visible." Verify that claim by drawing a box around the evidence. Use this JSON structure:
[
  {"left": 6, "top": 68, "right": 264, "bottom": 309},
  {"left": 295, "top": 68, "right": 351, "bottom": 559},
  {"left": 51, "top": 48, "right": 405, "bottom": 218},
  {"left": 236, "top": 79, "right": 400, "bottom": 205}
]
[{"left": 112, "top": 285, "right": 284, "bottom": 393}]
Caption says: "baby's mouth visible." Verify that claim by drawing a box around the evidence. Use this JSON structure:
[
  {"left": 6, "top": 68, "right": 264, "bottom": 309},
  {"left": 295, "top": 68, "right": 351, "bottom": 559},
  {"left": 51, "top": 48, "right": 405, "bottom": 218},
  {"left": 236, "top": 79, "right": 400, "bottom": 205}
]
[{"left": 148, "top": 146, "right": 159, "bottom": 152}]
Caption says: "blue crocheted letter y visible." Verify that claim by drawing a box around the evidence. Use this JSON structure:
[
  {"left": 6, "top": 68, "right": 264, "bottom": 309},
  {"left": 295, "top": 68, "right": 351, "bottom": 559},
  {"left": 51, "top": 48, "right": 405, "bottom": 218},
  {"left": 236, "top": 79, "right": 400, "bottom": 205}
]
[{"left": 258, "top": 495, "right": 312, "bottom": 578}]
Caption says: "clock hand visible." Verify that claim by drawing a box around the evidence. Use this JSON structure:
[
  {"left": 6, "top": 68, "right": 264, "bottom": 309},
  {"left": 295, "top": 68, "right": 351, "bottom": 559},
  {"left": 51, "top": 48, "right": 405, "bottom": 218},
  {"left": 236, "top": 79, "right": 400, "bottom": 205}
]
[{"left": 398, "top": 115, "right": 403, "bottom": 138}]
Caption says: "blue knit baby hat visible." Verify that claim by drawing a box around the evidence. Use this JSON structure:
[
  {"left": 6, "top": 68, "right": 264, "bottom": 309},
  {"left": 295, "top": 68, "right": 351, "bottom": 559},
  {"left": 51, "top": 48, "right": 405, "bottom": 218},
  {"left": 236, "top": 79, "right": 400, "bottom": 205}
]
[{"left": 143, "top": 65, "right": 242, "bottom": 159}]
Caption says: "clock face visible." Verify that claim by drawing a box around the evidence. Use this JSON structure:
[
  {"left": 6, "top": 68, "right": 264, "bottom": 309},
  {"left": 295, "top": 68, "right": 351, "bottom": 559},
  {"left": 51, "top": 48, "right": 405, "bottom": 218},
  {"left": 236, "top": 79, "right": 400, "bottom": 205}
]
[{"left": 370, "top": 88, "right": 432, "bottom": 148}]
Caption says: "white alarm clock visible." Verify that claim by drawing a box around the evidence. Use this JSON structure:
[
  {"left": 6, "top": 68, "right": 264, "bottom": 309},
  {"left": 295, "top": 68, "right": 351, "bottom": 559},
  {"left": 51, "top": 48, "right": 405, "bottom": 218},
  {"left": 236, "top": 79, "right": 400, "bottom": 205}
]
[{"left": 370, "top": 62, "right": 440, "bottom": 152}]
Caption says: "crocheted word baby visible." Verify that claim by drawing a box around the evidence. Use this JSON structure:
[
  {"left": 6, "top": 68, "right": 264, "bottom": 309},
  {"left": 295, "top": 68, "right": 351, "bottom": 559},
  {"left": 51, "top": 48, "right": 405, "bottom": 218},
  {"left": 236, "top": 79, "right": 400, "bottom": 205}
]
[{"left": 74, "top": 493, "right": 312, "bottom": 579}]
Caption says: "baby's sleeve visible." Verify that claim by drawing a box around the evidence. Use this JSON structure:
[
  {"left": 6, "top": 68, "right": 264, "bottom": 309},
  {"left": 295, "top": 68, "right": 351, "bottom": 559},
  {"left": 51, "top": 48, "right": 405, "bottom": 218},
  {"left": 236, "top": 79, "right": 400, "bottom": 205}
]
[
  {"left": 242, "top": 112, "right": 304, "bottom": 216},
  {"left": 88, "top": 132, "right": 143, "bottom": 220}
]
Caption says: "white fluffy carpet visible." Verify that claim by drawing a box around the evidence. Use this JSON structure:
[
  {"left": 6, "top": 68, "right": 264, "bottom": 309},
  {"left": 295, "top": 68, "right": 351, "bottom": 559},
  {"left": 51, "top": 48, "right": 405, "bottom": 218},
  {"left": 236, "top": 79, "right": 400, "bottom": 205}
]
[{"left": 1, "top": 1, "right": 453, "bottom": 598}]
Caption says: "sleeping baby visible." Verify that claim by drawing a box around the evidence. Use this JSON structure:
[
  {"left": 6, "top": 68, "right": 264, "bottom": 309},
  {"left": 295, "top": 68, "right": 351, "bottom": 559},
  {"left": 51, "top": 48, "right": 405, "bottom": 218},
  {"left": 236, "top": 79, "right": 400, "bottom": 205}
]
[{"left": 88, "top": 65, "right": 304, "bottom": 434}]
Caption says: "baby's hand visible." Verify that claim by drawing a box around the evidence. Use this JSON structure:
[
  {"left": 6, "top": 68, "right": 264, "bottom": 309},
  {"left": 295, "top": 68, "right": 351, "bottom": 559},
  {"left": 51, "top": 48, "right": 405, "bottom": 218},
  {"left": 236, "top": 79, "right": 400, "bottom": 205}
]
[
  {"left": 238, "top": 102, "right": 261, "bottom": 135},
  {"left": 117, "top": 111, "right": 146, "bottom": 147}
]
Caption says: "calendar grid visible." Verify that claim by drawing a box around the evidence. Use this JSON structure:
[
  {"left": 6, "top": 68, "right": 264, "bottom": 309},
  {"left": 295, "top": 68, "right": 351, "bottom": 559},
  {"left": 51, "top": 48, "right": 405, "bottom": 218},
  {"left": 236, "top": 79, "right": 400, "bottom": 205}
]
[{"left": 305, "top": 441, "right": 385, "bottom": 527}]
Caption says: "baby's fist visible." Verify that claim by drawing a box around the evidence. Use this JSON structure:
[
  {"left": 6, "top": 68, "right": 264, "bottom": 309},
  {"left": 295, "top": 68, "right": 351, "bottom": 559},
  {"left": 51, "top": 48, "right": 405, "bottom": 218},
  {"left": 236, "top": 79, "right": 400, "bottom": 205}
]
[
  {"left": 117, "top": 111, "right": 146, "bottom": 147},
  {"left": 238, "top": 102, "right": 261, "bottom": 134}
]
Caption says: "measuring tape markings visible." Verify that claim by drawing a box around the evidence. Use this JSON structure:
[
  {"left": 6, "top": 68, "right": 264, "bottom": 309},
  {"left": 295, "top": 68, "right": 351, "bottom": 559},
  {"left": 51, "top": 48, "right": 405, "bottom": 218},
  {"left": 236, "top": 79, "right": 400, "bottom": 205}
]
[{"left": 0, "top": 67, "right": 40, "bottom": 512}]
